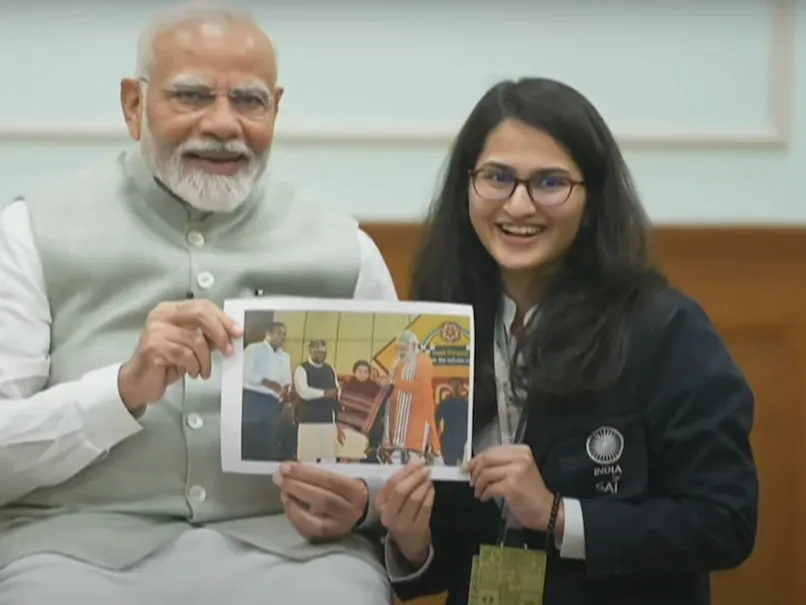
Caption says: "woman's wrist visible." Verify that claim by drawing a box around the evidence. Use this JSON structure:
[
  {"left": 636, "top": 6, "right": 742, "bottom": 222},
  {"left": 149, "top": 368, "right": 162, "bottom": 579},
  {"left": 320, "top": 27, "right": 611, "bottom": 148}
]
[
  {"left": 393, "top": 533, "right": 431, "bottom": 568},
  {"left": 525, "top": 491, "right": 565, "bottom": 533},
  {"left": 552, "top": 498, "right": 566, "bottom": 538}
]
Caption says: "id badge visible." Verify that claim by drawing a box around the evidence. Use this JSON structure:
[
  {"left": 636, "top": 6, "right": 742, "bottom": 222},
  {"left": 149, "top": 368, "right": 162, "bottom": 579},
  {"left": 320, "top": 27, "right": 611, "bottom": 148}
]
[{"left": 468, "top": 544, "right": 546, "bottom": 605}]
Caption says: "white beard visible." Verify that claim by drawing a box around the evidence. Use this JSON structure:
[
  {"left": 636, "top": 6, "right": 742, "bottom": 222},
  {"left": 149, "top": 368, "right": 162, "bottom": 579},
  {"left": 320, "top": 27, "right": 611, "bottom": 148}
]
[
  {"left": 140, "top": 119, "right": 268, "bottom": 213},
  {"left": 398, "top": 347, "right": 418, "bottom": 365}
]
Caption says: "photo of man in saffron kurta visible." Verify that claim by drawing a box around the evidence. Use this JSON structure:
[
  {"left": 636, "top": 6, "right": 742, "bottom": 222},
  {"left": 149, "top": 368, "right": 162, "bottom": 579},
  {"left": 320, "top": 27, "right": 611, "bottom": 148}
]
[
  {"left": 381, "top": 330, "right": 444, "bottom": 465},
  {"left": 237, "top": 307, "right": 472, "bottom": 471}
]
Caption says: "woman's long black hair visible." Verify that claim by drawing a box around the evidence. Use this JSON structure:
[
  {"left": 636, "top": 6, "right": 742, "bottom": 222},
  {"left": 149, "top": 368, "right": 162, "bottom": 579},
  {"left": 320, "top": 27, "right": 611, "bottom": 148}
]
[{"left": 410, "top": 78, "right": 665, "bottom": 430}]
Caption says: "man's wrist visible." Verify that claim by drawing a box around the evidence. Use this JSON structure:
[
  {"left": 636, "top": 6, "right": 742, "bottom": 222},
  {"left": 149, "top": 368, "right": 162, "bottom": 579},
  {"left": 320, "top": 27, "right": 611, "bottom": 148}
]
[{"left": 117, "top": 363, "right": 146, "bottom": 415}]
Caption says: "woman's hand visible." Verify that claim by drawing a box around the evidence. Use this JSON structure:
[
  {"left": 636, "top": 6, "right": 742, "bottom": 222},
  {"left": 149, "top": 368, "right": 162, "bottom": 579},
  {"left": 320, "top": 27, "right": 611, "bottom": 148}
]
[
  {"left": 467, "top": 444, "right": 557, "bottom": 532},
  {"left": 273, "top": 463, "right": 369, "bottom": 541},
  {"left": 376, "top": 458, "right": 434, "bottom": 566}
]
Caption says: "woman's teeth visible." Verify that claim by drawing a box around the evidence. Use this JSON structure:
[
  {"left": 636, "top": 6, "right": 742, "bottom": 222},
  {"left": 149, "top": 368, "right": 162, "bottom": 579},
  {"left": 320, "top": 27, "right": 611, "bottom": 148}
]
[{"left": 498, "top": 224, "right": 545, "bottom": 237}]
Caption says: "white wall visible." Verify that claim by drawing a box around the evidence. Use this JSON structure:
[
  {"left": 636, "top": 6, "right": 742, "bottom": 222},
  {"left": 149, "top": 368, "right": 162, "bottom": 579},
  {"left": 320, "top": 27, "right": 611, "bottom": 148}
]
[{"left": 0, "top": 0, "right": 803, "bottom": 224}]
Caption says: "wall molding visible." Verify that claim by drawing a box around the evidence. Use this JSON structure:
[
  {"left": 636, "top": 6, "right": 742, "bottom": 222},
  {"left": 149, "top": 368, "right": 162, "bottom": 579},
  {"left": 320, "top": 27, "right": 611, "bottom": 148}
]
[
  {"left": 363, "top": 221, "right": 806, "bottom": 299},
  {"left": 0, "top": 0, "right": 793, "bottom": 151},
  {"left": 363, "top": 223, "right": 806, "bottom": 259}
]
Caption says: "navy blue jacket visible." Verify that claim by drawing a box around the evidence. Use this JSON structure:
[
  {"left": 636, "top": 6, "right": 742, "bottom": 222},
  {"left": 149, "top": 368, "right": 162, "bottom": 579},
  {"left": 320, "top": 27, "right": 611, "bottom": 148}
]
[{"left": 392, "top": 289, "right": 758, "bottom": 605}]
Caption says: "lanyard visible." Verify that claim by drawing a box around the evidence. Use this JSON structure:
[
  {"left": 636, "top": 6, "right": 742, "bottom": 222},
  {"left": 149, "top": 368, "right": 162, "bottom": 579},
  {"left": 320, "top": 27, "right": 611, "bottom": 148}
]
[
  {"left": 493, "top": 317, "right": 559, "bottom": 560},
  {"left": 494, "top": 320, "right": 528, "bottom": 445},
  {"left": 493, "top": 318, "right": 533, "bottom": 546}
]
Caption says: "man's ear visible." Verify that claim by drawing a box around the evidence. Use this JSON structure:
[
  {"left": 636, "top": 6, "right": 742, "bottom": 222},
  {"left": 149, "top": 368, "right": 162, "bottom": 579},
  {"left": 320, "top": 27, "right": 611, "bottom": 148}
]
[
  {"left": 120, "top": 78, "right": 144, "bottom": 141},
  {"left": 273, "top": 86, "right": 284, "bottom": 114}
]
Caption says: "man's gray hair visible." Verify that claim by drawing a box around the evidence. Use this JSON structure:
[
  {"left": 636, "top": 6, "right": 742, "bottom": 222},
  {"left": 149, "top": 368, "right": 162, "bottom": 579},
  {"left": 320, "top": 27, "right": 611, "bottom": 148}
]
[
  {"left": 397, "top": 330, "right": 419, "bottom": 347},
  {"left": 135, "top": 2, "right": 270, "bottom": 79}
]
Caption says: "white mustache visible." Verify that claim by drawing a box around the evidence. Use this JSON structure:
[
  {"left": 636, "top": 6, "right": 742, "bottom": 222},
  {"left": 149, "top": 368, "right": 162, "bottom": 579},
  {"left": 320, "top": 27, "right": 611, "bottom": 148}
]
[{"left": 178, "top": 138, "right": 254, "bottom": 159}]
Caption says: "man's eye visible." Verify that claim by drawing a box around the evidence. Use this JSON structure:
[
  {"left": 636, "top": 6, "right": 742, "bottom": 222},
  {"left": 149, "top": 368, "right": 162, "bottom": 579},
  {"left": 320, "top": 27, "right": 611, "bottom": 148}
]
[
  {"left": 231, "top": 94, "right": 266, "bottom": 107},
  {"left": 174, "top": 90, "right": 209, "bottom": 103}
]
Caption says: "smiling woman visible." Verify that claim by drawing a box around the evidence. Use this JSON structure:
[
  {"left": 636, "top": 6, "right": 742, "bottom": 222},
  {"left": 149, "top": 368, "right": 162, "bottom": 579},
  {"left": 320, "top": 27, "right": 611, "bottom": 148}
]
[
  {"left": 466, "top": 122, "right": 588, "bottom": 291},
  {"left": 375, "top": 77, "right": 758, "bottom": 605}
]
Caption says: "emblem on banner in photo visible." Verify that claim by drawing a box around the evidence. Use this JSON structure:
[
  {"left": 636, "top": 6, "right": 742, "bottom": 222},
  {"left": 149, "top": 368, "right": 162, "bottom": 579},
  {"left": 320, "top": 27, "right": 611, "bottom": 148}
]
[{"left": 586, "top": 426, "right": 624, "bottom": 494}]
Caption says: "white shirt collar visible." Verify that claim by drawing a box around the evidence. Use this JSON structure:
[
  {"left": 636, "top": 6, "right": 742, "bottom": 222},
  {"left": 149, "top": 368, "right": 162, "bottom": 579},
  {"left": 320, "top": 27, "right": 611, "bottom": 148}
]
[{"left": 500, "top": 295, "right": 539, "bottom": 335}]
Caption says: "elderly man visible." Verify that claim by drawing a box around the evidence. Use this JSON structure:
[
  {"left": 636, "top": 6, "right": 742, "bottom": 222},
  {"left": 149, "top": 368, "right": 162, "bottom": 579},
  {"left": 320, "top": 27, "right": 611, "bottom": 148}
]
[
  {"left": 382, "top": 331, "right": 443, "bottom": 465},
  {"left": 0, "top": 4, "right": 397, "bottom": 604}
]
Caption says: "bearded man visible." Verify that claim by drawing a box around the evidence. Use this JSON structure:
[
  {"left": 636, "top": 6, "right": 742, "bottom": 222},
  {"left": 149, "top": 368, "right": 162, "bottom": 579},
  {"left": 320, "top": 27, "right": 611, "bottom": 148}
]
[
  {"left": 382, "top": 331, "right": 443, "bottom": 465},
  {"left": 0, "top": 4, "right": 397, "bottom": 604}
]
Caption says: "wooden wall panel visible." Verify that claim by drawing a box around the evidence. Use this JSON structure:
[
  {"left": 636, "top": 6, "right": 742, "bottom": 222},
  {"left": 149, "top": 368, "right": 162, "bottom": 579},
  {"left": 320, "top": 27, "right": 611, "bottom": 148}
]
[{"left": 361, "top": 223, "right": 806, "bottom": 605}]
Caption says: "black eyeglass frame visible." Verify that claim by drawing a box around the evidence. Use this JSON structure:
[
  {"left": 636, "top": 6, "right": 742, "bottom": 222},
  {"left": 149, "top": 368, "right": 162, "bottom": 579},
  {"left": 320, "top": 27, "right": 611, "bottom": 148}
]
[{"left": 468, "top": 168, "right": 585, "bottom": 207}]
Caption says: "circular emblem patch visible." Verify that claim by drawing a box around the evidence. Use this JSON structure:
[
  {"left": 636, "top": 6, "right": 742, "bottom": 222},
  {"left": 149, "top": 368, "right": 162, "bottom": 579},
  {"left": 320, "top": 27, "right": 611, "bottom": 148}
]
[
  {"left": 585, "top": 426, "right": 624, "bottom": 465},
  {"left": 439, "top": 321, "right": 462, "bottom": 343}
]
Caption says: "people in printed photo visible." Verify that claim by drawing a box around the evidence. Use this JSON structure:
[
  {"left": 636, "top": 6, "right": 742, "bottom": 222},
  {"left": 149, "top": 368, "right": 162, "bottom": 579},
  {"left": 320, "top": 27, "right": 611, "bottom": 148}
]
[
  {"left": 337, "top": 360, "right": 382, "bottom": 462},
  {"left": 382, "top": 330, "right": 444, "bottom": 465},
  {"left": 293, "top": 340, "right": 341, "bottom": 462},
  {"left": 436, "top": 377, "right": 469, "bottom": 466},
  {"left": 241, "top": 322, "right": 292, "bottom": 461},
  {"left": 348, "top": 364, "right": 393, "bottom": 465},
  {"left": 276, "top": 387, "right": 299, "bottom": 461}
]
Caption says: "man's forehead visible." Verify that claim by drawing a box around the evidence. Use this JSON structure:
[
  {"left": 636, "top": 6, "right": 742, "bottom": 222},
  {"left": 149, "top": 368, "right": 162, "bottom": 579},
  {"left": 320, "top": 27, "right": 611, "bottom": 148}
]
[{"left": 149, "top": 19, "right": 276, "bottom": 86}]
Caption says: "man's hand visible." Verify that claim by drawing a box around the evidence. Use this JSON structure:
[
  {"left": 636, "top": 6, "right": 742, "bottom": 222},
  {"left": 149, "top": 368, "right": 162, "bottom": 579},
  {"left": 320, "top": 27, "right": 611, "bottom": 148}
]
[
  {"left": 263, "top": 379, "right": 282, "bottom": 392},
  {"left": 273, "top": 463, "right": 368, "bottom": 541},
  {"left": 378, "top": 440, "right": 393, "bottom": 464},
  {"left": 324, "top": 387, "right": 339, "bottom": 399},
  {"left": 118, "top": 300, "right": 242, "bottom": 413}
]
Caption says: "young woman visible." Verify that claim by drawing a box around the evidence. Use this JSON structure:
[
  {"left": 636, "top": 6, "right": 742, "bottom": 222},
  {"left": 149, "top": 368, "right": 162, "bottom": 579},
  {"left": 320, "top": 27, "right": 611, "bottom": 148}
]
[{"left": 375, "top": 78, "right": 758, "bottom": 605}]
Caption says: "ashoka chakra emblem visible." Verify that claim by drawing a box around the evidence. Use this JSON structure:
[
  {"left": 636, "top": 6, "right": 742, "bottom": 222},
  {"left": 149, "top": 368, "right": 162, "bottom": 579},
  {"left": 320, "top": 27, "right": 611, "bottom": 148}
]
[{"left": 585, "top": 426, "right": 624, "bottom": 465}]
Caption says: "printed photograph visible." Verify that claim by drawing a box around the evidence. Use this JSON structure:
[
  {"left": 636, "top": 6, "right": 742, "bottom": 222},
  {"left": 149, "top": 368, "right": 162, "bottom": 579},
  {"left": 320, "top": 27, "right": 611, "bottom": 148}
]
[{"left": 220, "top": 298, "right": 475, "bottom": 481}]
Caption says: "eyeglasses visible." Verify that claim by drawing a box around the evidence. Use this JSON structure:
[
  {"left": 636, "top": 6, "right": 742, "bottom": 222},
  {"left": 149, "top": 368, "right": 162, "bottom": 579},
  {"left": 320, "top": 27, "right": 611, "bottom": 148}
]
[
  {"left": 469, "top": 167, "right": 584, "bottom": 207},
  {"left": 139, "top": 78, "right": 275, "bottom": 121}
]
